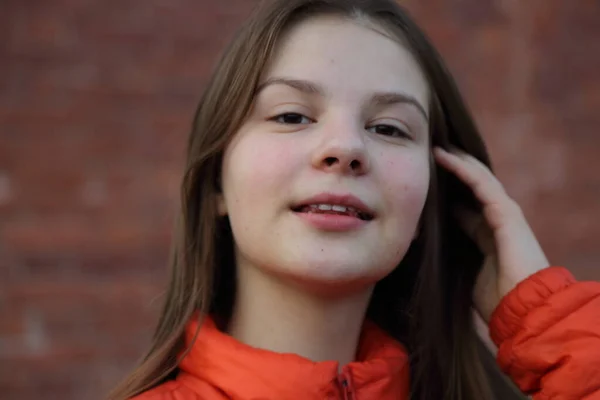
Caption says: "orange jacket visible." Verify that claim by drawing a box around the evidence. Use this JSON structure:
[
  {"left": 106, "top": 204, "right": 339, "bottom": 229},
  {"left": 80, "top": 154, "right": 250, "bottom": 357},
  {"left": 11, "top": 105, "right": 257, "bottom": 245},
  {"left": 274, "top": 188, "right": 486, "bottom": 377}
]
[{"left": 132, "top": 267, "right": 600, "bottom": 399}]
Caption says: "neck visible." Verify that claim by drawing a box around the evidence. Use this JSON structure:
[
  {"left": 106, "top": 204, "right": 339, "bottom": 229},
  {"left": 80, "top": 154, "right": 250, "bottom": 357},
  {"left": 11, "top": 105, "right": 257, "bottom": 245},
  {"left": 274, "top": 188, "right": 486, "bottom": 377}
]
[{"left": 227, "top": 263, "right": 374, "bottom": 367}]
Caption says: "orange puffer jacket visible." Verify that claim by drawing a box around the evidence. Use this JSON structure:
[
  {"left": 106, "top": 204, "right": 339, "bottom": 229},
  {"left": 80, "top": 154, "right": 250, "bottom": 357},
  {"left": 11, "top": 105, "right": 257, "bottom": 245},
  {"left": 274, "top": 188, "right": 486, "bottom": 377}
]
[{"left": 132, "top": 267, "right": 600, "bottom": 399}]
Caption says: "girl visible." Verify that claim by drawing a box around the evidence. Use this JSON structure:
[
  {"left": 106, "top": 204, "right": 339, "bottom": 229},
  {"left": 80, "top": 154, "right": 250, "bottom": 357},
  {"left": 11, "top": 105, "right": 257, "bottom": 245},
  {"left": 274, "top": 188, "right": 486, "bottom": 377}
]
[{"left": 111, "top": 0, "right": 600, "bottom": 399}]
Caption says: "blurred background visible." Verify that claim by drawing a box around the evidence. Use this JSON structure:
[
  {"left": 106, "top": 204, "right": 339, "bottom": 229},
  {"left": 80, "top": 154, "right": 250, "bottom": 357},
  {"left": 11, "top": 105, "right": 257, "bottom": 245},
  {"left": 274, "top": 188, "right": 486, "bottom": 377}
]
[{"left": 1, "top": 0, "right": 599, "bottom": 399}]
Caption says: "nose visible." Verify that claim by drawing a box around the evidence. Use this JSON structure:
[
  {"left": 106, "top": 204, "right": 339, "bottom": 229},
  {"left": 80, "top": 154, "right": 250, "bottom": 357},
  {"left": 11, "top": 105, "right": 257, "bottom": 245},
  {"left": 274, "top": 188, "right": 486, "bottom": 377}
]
[{"left": 311, "top": 121, "right": 370, "bottom": 176}]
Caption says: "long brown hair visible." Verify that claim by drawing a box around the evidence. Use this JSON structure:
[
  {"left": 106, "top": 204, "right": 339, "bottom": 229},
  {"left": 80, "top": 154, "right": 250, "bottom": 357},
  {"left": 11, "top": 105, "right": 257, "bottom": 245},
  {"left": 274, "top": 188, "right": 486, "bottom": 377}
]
[{"left": 110, "top": 0, "right": 523, "bottom": 399}]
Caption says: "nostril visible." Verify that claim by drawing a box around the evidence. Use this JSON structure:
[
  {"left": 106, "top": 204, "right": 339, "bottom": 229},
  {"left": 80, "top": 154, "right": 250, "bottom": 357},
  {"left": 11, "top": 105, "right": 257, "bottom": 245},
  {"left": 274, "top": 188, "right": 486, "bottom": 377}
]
[
  {"left": 350, "top": 160, "right": 361, "bottom": 170},
  {"left": 324, "top": 157, "right": 338, "bottom": 166}
]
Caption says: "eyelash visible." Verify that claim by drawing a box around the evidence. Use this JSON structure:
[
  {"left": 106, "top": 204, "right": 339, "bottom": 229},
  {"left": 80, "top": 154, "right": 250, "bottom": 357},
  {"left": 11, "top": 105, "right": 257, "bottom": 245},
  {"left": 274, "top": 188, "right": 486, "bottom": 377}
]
[
  {"left": 270, "top": 113, "right": 313, "bottom": 125},
  {"left": 269, "top": 112, "right": 411, "bottom": 139}
]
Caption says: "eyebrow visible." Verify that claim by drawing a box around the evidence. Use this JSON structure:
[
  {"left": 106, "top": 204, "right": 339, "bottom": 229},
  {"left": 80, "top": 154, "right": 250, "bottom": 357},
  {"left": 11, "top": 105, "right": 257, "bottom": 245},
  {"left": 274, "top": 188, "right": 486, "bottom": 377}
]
[{"left": 255, "top": 77, "right": 429, "bottom": 122}]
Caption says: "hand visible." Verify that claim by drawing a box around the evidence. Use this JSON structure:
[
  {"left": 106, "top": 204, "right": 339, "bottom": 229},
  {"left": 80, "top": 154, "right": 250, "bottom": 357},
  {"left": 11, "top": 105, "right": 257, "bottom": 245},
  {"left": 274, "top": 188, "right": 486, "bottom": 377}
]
[{"left": 433, "top": 147, "right": 550, "bottom": 323}]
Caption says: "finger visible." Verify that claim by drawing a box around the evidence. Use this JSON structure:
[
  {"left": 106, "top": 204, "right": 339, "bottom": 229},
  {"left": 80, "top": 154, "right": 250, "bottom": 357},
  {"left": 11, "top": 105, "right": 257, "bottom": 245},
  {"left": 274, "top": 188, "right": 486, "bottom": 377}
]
[{"left": 433, "top": 147, "right": 507, "bottom": 207}]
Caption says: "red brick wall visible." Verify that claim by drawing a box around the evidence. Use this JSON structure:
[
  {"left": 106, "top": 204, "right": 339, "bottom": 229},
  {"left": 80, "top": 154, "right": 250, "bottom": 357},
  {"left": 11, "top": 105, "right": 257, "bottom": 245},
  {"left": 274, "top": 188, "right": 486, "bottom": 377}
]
[{"left": 1, "top": 1, "right": 598, "bottom": 399}]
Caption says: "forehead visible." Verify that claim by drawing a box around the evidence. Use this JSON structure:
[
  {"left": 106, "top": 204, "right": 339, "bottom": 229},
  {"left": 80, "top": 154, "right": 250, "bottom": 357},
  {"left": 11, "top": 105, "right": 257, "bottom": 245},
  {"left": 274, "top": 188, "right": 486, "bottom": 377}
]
[{"left": 262, "top": 15, "right": 430, "bottom": 110}]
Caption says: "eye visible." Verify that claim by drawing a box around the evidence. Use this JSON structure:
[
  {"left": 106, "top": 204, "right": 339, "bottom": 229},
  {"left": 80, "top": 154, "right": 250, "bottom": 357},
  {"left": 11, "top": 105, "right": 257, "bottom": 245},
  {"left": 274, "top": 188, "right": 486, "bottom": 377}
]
[
  {"left": 367, "top": 124, "right": 411, "bottom": 139},
  {"left": 270, "top": 113, "right": 313, "bottom": 125}
]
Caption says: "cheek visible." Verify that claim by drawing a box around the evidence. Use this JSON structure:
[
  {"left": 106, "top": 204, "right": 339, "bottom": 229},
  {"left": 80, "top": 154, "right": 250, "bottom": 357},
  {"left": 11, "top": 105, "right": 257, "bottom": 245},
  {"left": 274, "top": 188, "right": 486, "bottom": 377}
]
[
  {"left": 222, "top": 133, "right": 297, "bottom": 211},
  {"left": 381, "top": 153, "right": 430, "bottom": 215}
]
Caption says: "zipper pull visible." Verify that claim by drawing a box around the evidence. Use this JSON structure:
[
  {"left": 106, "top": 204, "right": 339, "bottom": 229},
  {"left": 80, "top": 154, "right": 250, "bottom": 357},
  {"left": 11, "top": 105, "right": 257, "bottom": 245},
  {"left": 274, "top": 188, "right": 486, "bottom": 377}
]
[{"left": 338, "top": 370, "right": 355, "bottom": 400}]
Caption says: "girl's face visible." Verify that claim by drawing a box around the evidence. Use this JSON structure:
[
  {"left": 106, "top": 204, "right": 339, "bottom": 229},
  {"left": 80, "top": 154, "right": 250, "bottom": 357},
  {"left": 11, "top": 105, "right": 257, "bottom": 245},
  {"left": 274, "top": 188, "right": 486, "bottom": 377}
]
[{"left": 219, "top": 16, "right": 431, "bottom": 293}]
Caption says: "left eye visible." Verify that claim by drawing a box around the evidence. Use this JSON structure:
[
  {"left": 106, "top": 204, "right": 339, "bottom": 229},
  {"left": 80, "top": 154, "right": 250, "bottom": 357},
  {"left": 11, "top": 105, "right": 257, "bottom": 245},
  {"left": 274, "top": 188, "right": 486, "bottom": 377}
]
[
  {"left": 367, "top": 124, "right": 410, "bottom": 138},
  {"left": 270, "top": 113, "right": 313, "bottom": 125}
]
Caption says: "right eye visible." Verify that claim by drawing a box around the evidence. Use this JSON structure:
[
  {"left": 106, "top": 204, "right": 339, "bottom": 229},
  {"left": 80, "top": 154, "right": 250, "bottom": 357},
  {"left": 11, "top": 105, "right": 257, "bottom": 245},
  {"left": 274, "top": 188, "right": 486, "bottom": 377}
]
[{"left": 269, "top": 113, "right": 313, "bottom": 125}]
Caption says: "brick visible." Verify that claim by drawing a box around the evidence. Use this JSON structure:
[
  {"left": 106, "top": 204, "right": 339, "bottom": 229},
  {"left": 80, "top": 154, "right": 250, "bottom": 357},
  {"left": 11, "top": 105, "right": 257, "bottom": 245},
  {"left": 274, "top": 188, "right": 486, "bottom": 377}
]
[{"left": 1, "top": 1, "right": 599, "bottom": 399}]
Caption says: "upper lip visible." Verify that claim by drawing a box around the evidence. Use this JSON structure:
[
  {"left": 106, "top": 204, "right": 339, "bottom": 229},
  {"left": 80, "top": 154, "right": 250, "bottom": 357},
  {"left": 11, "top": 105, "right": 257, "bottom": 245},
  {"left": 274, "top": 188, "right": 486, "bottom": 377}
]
[{"left": 291, "top": 192, "right": 376, "bottom": 219}]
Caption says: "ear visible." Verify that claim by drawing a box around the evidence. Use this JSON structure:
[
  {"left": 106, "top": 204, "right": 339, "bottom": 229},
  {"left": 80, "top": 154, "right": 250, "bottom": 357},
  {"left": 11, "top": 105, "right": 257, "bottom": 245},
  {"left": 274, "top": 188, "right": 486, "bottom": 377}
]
[{"left": 216, "top": 192, "right": 227, "bottom": 216}]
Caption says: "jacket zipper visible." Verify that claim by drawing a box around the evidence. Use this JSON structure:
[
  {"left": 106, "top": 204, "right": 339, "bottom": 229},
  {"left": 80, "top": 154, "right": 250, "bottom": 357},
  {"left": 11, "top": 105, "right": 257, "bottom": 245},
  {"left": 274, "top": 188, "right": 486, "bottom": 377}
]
[{"left": 338, "top": 368, "right": 355, "bottom": 400}]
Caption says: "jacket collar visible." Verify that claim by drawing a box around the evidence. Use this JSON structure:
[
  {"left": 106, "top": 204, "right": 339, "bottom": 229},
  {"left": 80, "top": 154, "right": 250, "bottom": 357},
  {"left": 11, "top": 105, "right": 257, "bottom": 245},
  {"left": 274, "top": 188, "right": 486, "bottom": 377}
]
[{"left": 177, "top": 316, "right": 410, "bottom": 399}]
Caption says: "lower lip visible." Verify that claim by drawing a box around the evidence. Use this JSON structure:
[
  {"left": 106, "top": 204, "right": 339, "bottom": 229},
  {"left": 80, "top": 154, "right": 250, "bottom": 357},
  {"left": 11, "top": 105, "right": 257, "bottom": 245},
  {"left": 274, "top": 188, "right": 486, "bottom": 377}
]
[{"left": 293, "top": 211, "right": 369, "bottom": 231}]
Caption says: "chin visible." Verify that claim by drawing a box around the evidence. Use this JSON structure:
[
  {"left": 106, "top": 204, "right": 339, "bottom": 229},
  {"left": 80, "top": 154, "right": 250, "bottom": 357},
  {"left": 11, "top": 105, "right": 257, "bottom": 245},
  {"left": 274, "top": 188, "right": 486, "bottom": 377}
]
[{"left": 272, "top": 256, "right": 394, "bottom": 296}]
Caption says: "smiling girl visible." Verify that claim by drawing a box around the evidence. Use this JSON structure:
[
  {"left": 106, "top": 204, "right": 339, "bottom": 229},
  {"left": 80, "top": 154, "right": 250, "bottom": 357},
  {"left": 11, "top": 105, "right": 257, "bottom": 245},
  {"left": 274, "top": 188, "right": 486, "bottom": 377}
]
[{"left": 110, "top": 0, "right": 600, "bottom": 399}]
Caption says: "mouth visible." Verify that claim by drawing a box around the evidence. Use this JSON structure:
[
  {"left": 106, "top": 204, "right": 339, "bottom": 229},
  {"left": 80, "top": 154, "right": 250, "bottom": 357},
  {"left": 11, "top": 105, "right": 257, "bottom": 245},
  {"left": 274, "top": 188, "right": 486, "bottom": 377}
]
[{"left": 290, "top": 194, "right": 375, "bottom": 221}]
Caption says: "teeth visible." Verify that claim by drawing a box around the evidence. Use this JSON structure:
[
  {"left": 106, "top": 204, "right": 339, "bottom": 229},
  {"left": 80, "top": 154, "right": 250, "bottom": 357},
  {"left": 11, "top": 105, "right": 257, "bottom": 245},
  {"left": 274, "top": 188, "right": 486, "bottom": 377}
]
[
  {"left": 298, "top": 203, "right": 370, "bottom": 220},
  {"left": 311, "top": 204, "right": 355, "bottom": 213}
]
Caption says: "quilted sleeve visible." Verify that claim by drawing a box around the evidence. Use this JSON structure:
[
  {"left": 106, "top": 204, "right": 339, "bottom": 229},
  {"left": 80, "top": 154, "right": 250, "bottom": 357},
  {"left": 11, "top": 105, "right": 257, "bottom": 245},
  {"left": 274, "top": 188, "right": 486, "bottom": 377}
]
[{"left": 490, "top": 266, "right": 600, "bottom": 399}]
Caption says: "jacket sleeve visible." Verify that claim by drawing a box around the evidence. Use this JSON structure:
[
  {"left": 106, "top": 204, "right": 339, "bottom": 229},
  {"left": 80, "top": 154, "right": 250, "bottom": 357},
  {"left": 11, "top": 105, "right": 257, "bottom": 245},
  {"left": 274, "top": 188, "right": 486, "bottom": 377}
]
[{"left": 489, "top": 266, "right": 600, "bottom": 399}]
